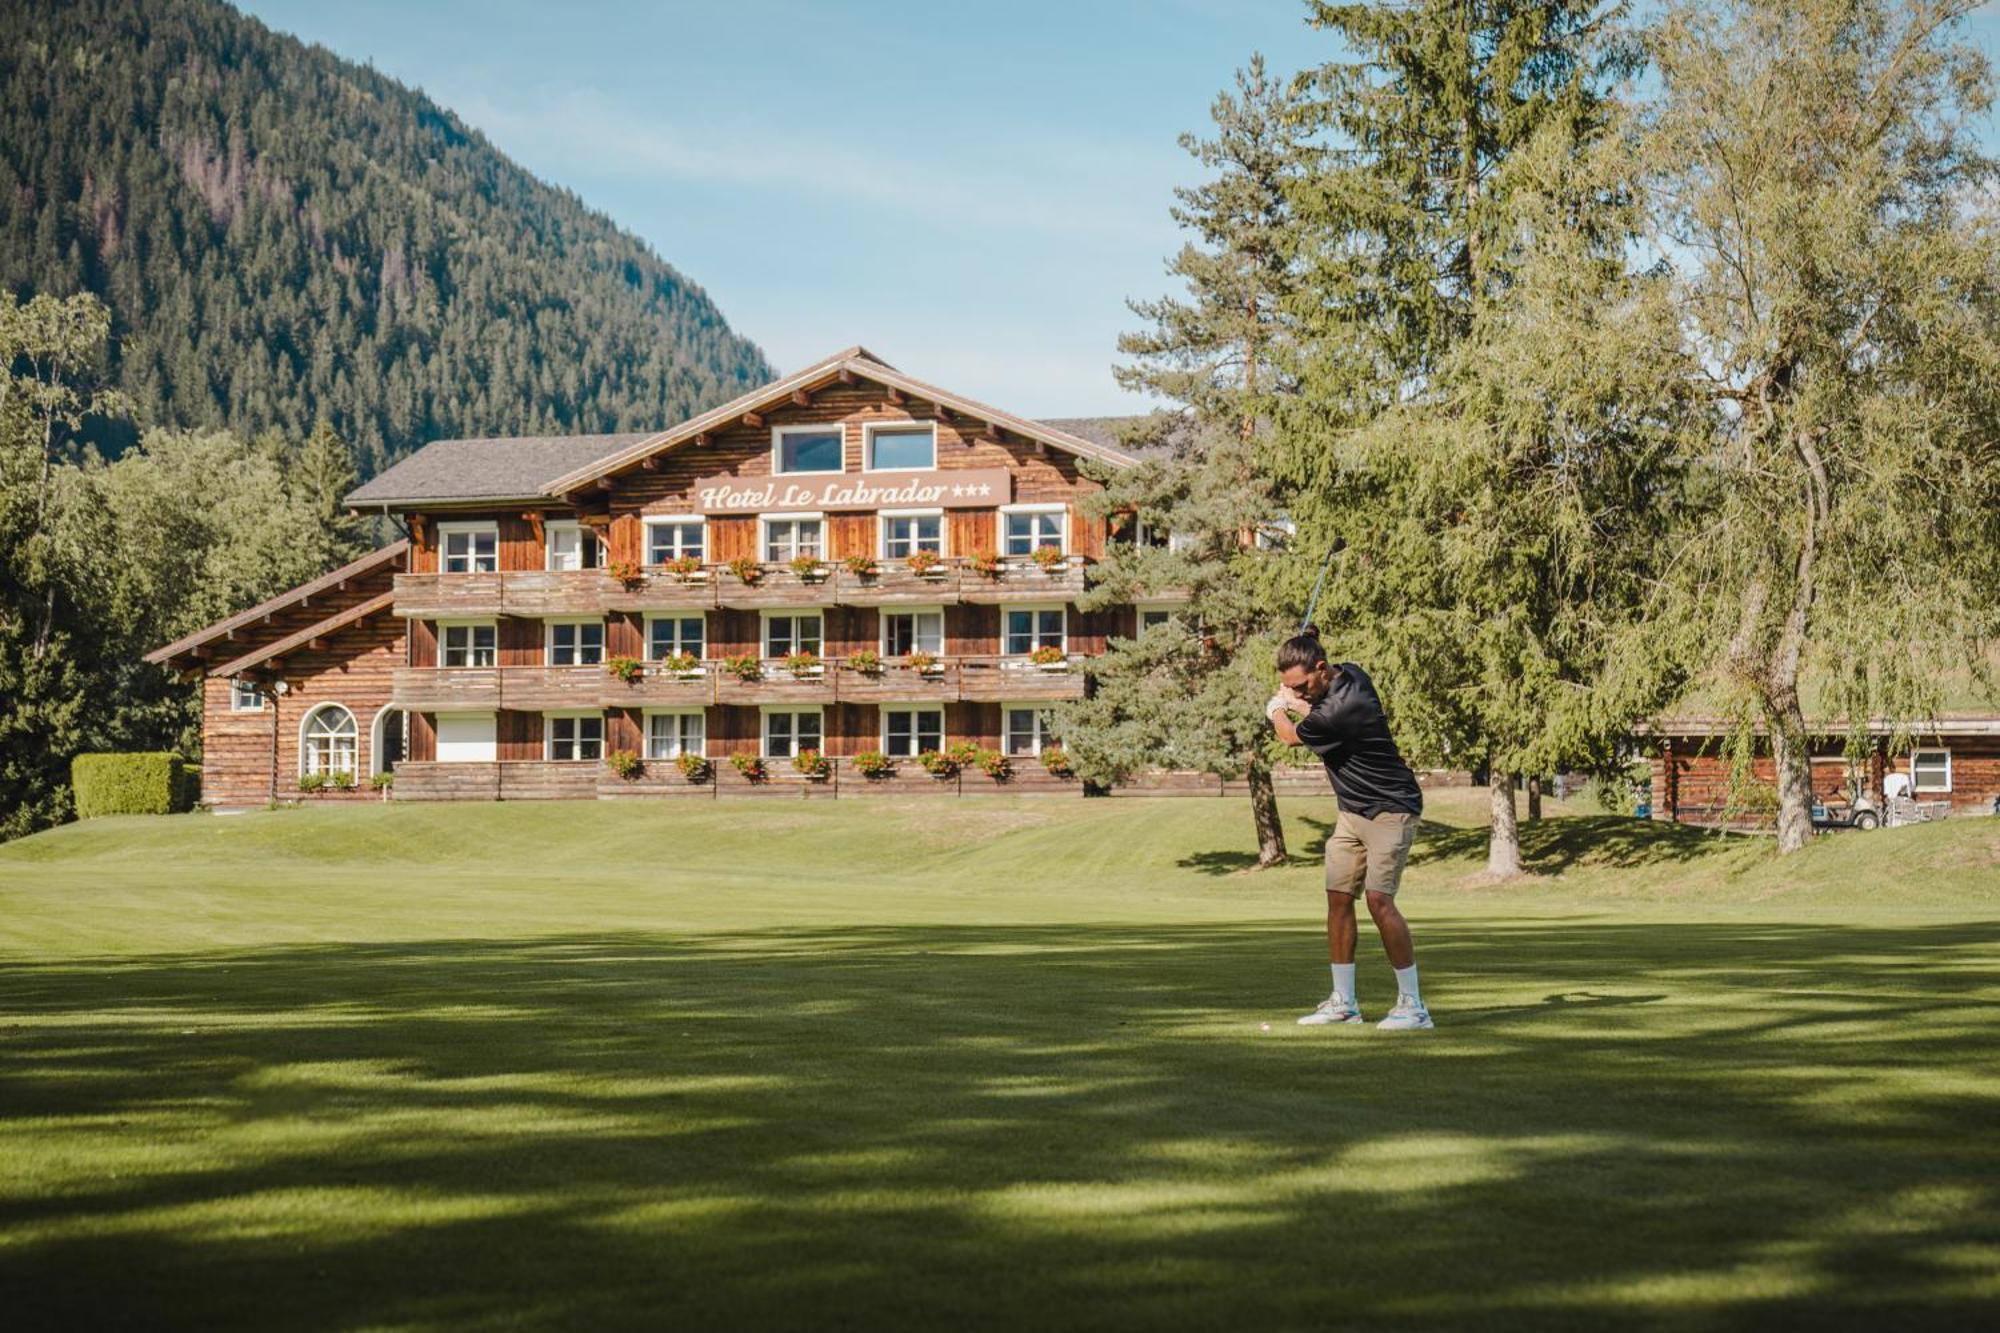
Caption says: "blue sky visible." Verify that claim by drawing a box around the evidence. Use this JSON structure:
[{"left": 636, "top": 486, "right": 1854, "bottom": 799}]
[{"left": 238, "top": 1, "right": 2000, "bottom": 418}]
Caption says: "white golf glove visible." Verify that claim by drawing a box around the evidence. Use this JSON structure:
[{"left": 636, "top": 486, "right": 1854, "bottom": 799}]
[{"left": 1266, "top": 692, "right": 1295, "bottom": 720}]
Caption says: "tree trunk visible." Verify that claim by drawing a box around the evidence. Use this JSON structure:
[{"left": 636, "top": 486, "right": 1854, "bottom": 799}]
[
  {"left": 1487, "top": 771, "right": 1522, "bottom": 877},
  {"left": 1526, "top": 774, "right": 1542, "bottom": 821},
  {"left": 1246, "top": 754, "right": 1288, "bottom": 867},
  {"left": 1769, "top": 705, "right": 1815, "bottom": 854}
]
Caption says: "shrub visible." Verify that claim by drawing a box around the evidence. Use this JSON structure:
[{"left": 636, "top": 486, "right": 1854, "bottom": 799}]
[
  {"left": 848, "top": 649, "right": 883, "bottom": 675},
  {"left": 792, "top": 747, "right": 831, "bottom": 778},
  {"left": 917, "top": 749, "right": 957, "bottom": 777},
  {"left": 724, "top": 653, "right": 763, "bottom": 681},
  {"left": 1029, "top": 645, "right": 1067, "bottom": 667},
  {"left": 844, "top": 554, "right": 878, "bottom": 578},
  {"left": 852, "top": 749, "right": 893, "bottom": 777},
  {"left": 605, "top": 655, "right": 642, "bottom": 684},
  {"left": 784, "top": 651, "right": 822, "bottom": 678},
  {"left": 1030, "top": 544, "right": 1067, "bottom": 573},
  {"left": 662, "top": 554, "right": 703, "bottom": 581},
  {"left": 908, "top": 650, "right": 942, "bottom": 674},
  {"left": 607, "top": 559, "right": 644, "bottom": 589},
  {"left": 730, "top": 753, "right": 767, "bottom": 780},
  {"left": 977, "top": 748, "right": 1012, "bottom": 780},
  {"left": 968, "top": 550, "right": 1002, "bottom": 578},
  {"left": 331, "top": 770, "right": 357, "bottom": 790},
  {"left": 297, "top": 772, "right": 329, "bottom": 793},
  {"left": 905, "top": 549, "right": 944, "bottom": 576},
  {"left": 370, "top": 771, "right": 395, "bottom": 791},
  {"left": 177, "top": 763, "right": 203, "bottom": 810},
  {"left": 1040, "top": 745, "right": 1074, "bottom": 778},
  {"left": 71, "top": 752, "right": 189, "bottom": 818},
  {"left": 675, "top": 753, "right": 711, "bottom": 781},
  {"left": 607, "top": 749, "right": 644, "bottom": 780},
  {"left": 661, "top": 650, "right": 701, "bottom": 675},
  {"left": 789, "top": 554, "right": 824, "bottom": 580},
  {"left": 728, "top": 556, "right": 764, "bottom": 585}
]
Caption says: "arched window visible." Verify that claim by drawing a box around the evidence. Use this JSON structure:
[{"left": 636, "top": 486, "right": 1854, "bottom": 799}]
[{"left": 302, "top": 704, "right": 359, "bottom": 777}]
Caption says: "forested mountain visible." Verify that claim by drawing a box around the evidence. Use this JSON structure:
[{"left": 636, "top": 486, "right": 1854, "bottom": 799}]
[{"left": 0, "top": 0, "right": 771, "bottom": 474}]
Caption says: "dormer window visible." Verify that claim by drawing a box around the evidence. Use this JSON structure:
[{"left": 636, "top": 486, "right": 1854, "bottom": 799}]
[
  {"left": 545, "top": 520, "right": 600, "bottom": 571},
  {"left": 773, "top": 425, "right": 844, "bottom": 475},
  {"left": 865, "top": 422, "right": 936, "bottom": 471},
  {"left": 440, "top": 522, "right": 499, "bottom": 574}
]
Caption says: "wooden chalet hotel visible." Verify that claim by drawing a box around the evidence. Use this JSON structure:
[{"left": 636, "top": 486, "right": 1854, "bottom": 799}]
[{"left": 149, "top": 346, "right": 1193, "bottom": 804}]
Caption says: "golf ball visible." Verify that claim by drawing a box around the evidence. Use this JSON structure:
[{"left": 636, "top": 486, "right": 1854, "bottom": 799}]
[{"left": 1260, "top": 1023, "right": 1271, "bottom": 1032}]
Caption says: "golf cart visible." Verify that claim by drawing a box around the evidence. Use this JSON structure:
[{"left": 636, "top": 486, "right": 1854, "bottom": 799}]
[{"left": 1812, "top": 784, "right": 1882, "bottom": 831}]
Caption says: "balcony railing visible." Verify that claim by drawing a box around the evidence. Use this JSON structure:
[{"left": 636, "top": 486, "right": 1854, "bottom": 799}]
[
  {"left": 395, "top": 654, "right": 1089, "bottom": 710},
  {"left": 396, "top": 558, "right": 1092, "bottom": 616}
]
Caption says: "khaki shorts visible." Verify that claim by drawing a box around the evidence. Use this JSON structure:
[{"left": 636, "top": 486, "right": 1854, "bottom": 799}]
[{"left": 1324, "top": 809, "right": 1419, "bottom": 898}]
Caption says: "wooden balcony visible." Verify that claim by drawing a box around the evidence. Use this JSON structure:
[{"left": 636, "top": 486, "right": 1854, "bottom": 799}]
[
  {"left": 393, "top": 571, "right": 608, "bottom": 618},
  {"left": 836, "top": 564, "right": 962, "bottom": 605},
  {"left": 392, "top": 666, "right": 502, "bottom": 710},
  {"left": 393, "top": 573, "right": 504, "bottom": 618},
  {"left": 956, "top": 656, "right": 1087, "bottom": 702},
  {"left": 833, "top": 659, "right": 960, "bottom": 703},
  {"left": 601, "top": 570, "right": 718, "bottom": 613},
  {"left": 956, "top": 557, "right": 1088, "bottom": 604},
  {"left": 713, "top": 565, "right": 840, "bottom": 610},
  {"left": 495, "top": 666, "right": 604, "bottom": 710},
  {"left": 713, "top": 662, "right": 836, "bottom": 705},
  {"left": 600, "top": 663, "right": 715, "bottom": 708}
]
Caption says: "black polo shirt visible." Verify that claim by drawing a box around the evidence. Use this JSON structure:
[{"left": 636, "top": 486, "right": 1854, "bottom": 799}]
[{"left": 1293, "top": 663, "right": 1424, "bottom": 818}]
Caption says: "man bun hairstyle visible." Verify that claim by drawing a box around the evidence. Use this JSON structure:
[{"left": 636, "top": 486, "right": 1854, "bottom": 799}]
[{"left": 1276, "top": 624, "right": 1328, "bottom": 671}]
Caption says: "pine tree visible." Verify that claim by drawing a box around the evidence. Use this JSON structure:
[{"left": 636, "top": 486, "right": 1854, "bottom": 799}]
[
  {"left": 1063, "top": 55, "right": 1308, "bottom": 867},
  {"left": 287, "top": 420, "right": 369, "bottom": 570},
  {"left": 1271, "top": 0, "right": 1660, "bottom": 876},
  {"left": 1644, "top": 0, "right": 2000, "bottom": 852}
]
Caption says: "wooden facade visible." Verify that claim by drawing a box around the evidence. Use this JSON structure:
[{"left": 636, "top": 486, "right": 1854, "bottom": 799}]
[
  {"left": 1647, "top": 725, "right": 2000, "bottom": 828},
  {"left": 149, "top": 348, "right": 1217, "bottom": 806}
]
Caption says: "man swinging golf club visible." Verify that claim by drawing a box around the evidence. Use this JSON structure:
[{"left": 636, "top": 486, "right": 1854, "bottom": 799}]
[{"left": 1267, "top": 627, "right": 1433, "bottom": 1030}]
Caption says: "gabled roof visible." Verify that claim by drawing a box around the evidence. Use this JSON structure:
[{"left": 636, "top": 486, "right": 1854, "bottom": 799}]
[
  {"left": 346, "top": 433, "right": 658, "bottom": 507},
  {"left": 144, "top": 540, "right": 408, "bottom": 669},
  {"left": 541, "top": 346, "right": 1140, "bottom": 495},
  {"left": 206, "top": 590, "right": 398, "bottom": 679}
]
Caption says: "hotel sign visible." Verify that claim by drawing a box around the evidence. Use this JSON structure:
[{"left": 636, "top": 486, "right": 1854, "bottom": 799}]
[{"left": 687, "top": 468, "right": 1013, "bottom": 515}]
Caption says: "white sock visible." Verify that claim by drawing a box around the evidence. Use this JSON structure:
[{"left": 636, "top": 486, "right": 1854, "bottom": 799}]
[
  {"left": 1331, "top": 963, "right": 1356, "bottom": 1003},
  {"left": 1394, "top": 964, "right": 1421, "bottom": 1005}
]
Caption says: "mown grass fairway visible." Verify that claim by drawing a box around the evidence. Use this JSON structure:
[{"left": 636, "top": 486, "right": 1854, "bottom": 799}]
[{"left": 2, "top": 794, "right": 1997, "bottom": 1330}]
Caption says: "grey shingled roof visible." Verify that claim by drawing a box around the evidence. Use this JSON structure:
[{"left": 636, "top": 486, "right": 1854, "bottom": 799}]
[
  {"left": 1039, "top": 415, "right": 1192, "bottom": 459},
  {"left": 346, "top": 433, "right": 657, "bottom": 505}
]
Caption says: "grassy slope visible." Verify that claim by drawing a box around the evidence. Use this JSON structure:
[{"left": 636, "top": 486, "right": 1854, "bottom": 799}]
[{"left": 0, "top": 795, "right": 1996, "bottom": 1330}]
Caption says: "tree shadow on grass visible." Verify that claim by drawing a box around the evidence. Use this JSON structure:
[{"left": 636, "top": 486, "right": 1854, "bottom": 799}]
[
  {"left": 1, "top": 919, "right": 1996, "bottom": 1331},
  {"left": 1178, "top": 811, "right": 1721, "bottom": 877}
]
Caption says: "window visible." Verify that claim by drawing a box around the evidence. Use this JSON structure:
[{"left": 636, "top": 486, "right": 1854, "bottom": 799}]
[
  {"left": 440, "top": 523, "right": 498, "bottom": 574},
  {"left": 764, "top": 613, "right": 823, "bottom": 658},
  {"left": 646, "top": 517, "right": 705, "bottom": 565},
  {"left": 1002, "top": 506, "right": 1066, "bottom": 557},
  {"left": 1911, "top": 749, "right": 1952, "bottom": 794},
  {"left": 647, "top": 614, "right": 705, "bottom": 661},
  {"left": 547, "top": 714, "right": 603, "bottom": 762},
  {"left": 1004, "top": 607, "right": 1066, "bottom": 656},
  {"left": 1005, "top": 706, "right": 1054, "bottom": 758},
  {"left": 229, "top": 679, "right": 265, "bottom": 712},
  {"left": 1139, "top": 607, "right": 1175, "bottom": 634},
  {"left": 865, "top": 422, "right": 936, "bottom": 471},
  {"left": 881, "top": 511, "right": 943, "bottom": 558},
  {"left": 548, "top": 620, "right": 604, "bottom": 666},
  {"left": 545, "top": 521, "right": 599, "bottom": 571},
  {"left": 763, "top": 516, "right": 824, "bottom": 562},
  {"left": 1134, "top": 519, "right": 1198, "bottom": 553},
  {"left": 883, "top": 707, "right": 944, "bottom": 757},
  {"left": 773, "top": 425, "right": 844, "bottom": 475},
  {"left": 440, "top": 622, "right": 497, "bottom": 668},
  {"left": 646, "top": 711, "right": 706, "bottom": 760},
  {"left": 302, "top": 704, "right": 358, "bottom": 776},
  {"left": 763, "top": 708, "right": 823, "bottom": 758},
  {"left": 883, "top": 609, "right": 944, "bottom": 657},
  {"left": 1255, "top": 516, "right": 1296, "bottom": 551}
]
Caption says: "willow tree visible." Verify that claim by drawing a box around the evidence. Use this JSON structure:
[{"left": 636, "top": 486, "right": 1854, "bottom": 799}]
[
  {"left": 1270, "top": 0, "right": 1682, "bottom": 877},
  {"left": 1063, "top": 55, "right": 1307, "bottom": 866},
  {"left": 1645, "top": 0, "right": 2000, "bottom": 852}
]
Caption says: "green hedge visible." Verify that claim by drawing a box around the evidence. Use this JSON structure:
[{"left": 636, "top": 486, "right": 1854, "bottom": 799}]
[{"left": 71, "top": 752, "right": 194, "bottom": 819}]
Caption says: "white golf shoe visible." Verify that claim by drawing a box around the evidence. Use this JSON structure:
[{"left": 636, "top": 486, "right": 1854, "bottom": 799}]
[
  {"left": 1298, "top": 994, "right": 1364, "bottom": 1026},
  {"left": 1376, "top": 997, "right": 1434, "bottom": 1031}
]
